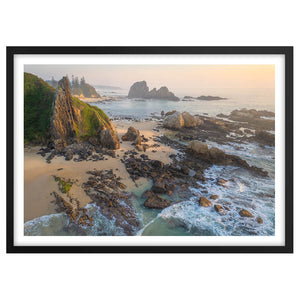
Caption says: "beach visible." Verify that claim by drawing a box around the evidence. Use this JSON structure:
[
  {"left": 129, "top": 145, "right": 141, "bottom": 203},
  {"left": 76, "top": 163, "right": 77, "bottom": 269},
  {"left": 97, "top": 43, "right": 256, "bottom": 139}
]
[{"left": 24, "top": 119, "right": 176, "bottom": 222}]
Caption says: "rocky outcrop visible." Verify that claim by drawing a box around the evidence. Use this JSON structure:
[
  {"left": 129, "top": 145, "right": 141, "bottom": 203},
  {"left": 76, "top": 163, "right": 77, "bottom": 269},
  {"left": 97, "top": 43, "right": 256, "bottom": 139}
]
[
  {"left": 187, "top": 140, "right": 268, "bottom": 176},
  {"left": 184, "top": 95, "right": 227, "bottom": 100},
  {"left": 82, "top": 169, "right": 140, "bottom": 235},
  {"left": 217, "top": 108, "right": 275, "bottom": 131},
  {"left": 128, "top": 81, "right": 179, "bottom": 101},
  {"left": 52, "top": 77, "right": 119, "bottom": 150},
  {"left": 163, "top": 111, "right": 197, "bottom": 129},
  {"left": 197, "top": 95, "right": 227, "bottom": 100},
  {"left": 128, "top": 81, "right": 149, "bottom": 98},
  {"left": 182, "top": 112, "right": 197, "bottom": 127},
  {"left": 25, "top": 73, "right": 119, "bottom": 149},
  {"left": 121, "top": 127, "right": 141, "bottom": 145},
  {"left": 51, "top": 77, "right": 78, "bottom": 146},
  {"left": 252, "top": 130, "right": 275, "bottom": 146},
  {"left": 143, "top": 191, "right": 171, "bottom": 209}
]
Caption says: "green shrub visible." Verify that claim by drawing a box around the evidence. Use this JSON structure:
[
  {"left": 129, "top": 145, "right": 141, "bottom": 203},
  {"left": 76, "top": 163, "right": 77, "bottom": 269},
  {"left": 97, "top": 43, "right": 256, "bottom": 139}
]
[{"left": 24, "top": 73, "right": 56, "bottom": 143}]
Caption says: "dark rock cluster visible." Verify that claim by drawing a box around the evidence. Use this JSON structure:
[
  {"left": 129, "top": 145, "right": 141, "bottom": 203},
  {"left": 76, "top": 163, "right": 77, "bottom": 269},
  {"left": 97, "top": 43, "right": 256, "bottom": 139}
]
[
  {"left": 37, "top": 142, "right": 115, "bottom": 164},
  {"left": 82, "top": 169, "right": 140, "bottom": 235}
]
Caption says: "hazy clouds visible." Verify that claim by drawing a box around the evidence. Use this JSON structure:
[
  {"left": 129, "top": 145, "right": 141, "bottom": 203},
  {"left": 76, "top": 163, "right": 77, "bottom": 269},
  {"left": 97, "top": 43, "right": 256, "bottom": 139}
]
[{"left": 24, "top": 64, "right": 275, "bottom": 96}]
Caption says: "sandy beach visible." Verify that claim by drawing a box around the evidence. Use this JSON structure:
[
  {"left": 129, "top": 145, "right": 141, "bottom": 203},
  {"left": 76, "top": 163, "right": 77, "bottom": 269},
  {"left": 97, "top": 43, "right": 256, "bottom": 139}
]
[{"left": 24, "top": 119, "right": 176, "bottom": 222}]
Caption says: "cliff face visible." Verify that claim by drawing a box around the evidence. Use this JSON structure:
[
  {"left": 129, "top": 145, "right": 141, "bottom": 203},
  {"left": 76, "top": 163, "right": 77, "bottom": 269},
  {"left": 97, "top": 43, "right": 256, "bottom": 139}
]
[
  {"left": 52, "top": 77, "right": 119, "bottom": 149},
  {"left": 51, "top": 77, "right": 78, "bottom": 145},
  {"left": 24, "top": 73, "right": 119, "bottom": 149},
  {"left": 128, "top": 81, "right": 179, "bottom": 101}
]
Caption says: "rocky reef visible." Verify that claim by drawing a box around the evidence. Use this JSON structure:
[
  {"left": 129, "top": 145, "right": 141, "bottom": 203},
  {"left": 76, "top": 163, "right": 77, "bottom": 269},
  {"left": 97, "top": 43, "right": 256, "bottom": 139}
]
[
  {"left": 128, "top": 81, "right": 179, "bottom": 101},
  {"left": 217, "top": 108, "right": 275, "bottom": 131}
]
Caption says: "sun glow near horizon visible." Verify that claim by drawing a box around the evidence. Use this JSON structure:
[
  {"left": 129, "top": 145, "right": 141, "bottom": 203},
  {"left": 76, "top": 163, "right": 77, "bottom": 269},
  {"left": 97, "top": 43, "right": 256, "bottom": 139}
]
[{"left": 24, "top": 64, "right": 275, "bottom": 96}]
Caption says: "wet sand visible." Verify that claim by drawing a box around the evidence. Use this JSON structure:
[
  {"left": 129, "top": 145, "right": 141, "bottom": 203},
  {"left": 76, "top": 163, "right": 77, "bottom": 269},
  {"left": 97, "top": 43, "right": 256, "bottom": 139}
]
[{"left": 24, "top": 120, "right": 176, "bottom": 222}]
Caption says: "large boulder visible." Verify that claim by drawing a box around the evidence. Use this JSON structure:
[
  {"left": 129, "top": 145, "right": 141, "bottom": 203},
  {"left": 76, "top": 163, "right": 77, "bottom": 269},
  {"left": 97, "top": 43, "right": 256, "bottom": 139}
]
[
  {"left": 182, "top": 111, "right": 197, "bottom": 127},
  {"left": 163, "top": 112, "right": 184, "bottom": 129},
  {"left": 121, "top": 127, "right": 141, "bottom": 145},
  {"left": 163, "top": 111, "right": 198, "bottom": 129}
]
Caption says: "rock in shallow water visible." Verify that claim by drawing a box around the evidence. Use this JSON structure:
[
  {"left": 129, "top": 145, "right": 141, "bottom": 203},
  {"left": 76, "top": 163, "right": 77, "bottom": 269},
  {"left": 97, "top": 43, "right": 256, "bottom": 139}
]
[
  {"left": 199, "top": 197, "right": 212, "bottom": 207},
  {"left": 239, "top": 209, "right": 253, "bottom": 218},
  {"left": 143, "top": 191, "right": 171, "bottom": 209}
]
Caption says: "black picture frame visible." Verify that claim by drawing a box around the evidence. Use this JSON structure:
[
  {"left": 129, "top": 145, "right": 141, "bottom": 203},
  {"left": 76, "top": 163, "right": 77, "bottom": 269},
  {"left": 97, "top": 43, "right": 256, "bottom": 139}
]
[{"left": 6, "top": 46, "right": 293, "bottom": 254}]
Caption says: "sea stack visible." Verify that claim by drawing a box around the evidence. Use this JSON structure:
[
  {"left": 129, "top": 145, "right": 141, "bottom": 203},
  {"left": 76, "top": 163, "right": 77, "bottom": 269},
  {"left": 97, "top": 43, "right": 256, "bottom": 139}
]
[
  {"left": 24, "top": 73, "right": 120, "bottom": 149},
  {"left": 51, "top": 77, "right": 120, "bottom": 149},
  {"left": 51, "top": 77, "right": 78, "bottom": 146},
  {"left": 128, "top": 81, "right": 179, "bottom": 101}
]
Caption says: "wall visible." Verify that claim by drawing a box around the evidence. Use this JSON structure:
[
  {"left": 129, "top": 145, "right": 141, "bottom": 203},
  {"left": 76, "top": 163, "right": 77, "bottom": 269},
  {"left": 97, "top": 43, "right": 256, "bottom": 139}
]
[{"left": 0, "top": 1, "right": 298, "bottom": 299}]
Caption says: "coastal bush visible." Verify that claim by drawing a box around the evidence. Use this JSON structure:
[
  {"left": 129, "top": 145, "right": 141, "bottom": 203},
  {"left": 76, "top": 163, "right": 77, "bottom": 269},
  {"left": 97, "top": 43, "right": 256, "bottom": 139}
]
[
  {"left": 72, "top": 96, "right": 112, "bottom": 140},
  {"left": 24, "top": 73, "right": 56, "bottom": 143}
]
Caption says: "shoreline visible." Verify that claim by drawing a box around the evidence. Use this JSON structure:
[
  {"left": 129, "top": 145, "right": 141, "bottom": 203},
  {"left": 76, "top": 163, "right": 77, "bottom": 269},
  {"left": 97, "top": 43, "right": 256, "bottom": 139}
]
[
  {"left": 24, "top": 119, "right": 176, "bottom": 222},
  {"left": 24, "top": 108, "right": 275, "bottom": 237}
]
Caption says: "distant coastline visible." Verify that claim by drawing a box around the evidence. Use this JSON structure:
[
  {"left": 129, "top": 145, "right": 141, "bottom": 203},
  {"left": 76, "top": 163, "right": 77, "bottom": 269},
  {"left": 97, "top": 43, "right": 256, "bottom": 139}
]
[{"left": 183, "top": 95, "right": 228, "bottom": 101}]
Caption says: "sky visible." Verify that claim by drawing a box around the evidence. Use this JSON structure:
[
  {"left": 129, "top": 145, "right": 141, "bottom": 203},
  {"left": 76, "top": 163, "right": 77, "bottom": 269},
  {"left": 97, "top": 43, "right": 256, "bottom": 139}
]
[{"left": 24, "top": 64, "right": 275, "bottom": 96}]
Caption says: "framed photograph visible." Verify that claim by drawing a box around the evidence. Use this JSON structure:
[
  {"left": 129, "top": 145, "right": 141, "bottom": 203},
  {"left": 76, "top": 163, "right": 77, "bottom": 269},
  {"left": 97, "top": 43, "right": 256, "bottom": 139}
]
[{"left": 6, "top": 46, "right": 293, "bottom": 253}]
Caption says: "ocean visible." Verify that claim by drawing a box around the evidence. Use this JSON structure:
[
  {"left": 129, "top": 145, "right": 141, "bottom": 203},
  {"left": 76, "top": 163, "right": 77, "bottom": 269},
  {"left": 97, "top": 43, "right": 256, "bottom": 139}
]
[
  {"left": 94, "top": 87, "right": 275, "bottom": 119},
  {"left": 24, "top": 87, "right": 275, "bottom": 237}
]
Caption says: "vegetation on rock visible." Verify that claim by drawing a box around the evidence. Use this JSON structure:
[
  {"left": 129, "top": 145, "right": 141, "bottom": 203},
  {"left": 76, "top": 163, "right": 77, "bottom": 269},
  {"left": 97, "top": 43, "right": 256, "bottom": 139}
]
[
  {"left": 53, "top": 176, "right": 73, "bottom": 194},
  {"left": 24, "top": 72, "right": 56, "bottom": 143},
  {"left": 72, "top": 96, "right": 118, "bottom": 146}
]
